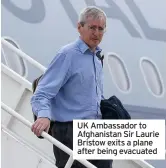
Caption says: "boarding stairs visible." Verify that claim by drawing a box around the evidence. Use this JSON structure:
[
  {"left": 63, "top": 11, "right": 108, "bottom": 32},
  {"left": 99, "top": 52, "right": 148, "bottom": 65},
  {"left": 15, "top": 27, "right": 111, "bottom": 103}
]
[{"left": 1, "top": 38, "right": 165, "bottom": 168}]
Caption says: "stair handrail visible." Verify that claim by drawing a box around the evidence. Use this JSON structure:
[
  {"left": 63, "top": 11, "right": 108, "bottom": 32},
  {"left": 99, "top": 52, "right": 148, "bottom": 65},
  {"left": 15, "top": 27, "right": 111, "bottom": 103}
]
[
  {"left": 1, "top": 102, "right": 97, "bottom": 168},
  {"left": 1, "top": 124, "right": 55, "bottom": 165},
  {"left": 1, "top": 38, "right": 46, "bottom": 73}
]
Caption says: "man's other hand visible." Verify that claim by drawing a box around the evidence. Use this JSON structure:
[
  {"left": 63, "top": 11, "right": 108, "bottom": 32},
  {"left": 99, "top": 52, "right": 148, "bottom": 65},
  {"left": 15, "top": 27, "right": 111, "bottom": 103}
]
[{"left": 31, "top": 118, "right": 50, "bottom": 137}]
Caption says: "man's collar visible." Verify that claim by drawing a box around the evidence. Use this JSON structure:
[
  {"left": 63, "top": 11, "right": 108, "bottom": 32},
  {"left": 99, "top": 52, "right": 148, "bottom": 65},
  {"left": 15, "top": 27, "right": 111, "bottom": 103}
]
[
  {"left": 76, "top": 37, "right": 102, "bottom": 54},
  {"left": 95, "top": 46, "right": 102, "bottom": 54}
]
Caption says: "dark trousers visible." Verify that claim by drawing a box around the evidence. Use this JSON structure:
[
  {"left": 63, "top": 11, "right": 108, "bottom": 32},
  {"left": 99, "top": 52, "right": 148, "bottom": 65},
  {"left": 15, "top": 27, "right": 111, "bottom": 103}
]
[{"left": 52, "top": 121, "right": 113, "bottom": 168}]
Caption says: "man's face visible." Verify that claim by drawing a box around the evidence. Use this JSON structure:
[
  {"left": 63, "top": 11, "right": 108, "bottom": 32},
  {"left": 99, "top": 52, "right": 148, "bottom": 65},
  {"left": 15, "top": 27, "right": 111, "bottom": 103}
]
[{"left": 78, "top": 17, "right": 106, "bottom": 50}]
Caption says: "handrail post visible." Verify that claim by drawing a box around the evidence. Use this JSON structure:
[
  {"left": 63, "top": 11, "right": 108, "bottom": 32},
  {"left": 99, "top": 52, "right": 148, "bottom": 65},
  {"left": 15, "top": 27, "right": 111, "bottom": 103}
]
[{"left": 64, "top": 155, "right": 74, "bottom": 168}]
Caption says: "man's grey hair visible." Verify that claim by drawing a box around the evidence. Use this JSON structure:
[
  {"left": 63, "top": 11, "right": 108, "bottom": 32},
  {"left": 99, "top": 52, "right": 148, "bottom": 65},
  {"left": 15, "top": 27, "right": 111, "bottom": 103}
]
[{"left": 78, "top": 6, "right": 107, "bottom": 26}]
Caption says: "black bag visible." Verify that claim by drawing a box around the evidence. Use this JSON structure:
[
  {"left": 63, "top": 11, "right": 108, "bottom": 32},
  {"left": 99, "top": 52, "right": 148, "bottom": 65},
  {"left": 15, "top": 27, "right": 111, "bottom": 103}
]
[
  {"left": 100, "top": 95, "right": 131, "bottom": 119},
  {"left": 32, "top": 75, "right": 54, "bottom": 139}
]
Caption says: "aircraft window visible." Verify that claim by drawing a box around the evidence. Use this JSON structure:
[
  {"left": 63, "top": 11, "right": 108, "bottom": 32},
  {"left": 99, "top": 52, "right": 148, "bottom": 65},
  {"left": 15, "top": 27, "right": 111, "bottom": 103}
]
[
  {"left": 140, "top": 58, "right": 164, "bottom": 97},
  {"left": 1, "top": 37, "right": 28, "bottom": 78},
  {"left": 107, "top": 53, "right": 131, "bottom": 93}
]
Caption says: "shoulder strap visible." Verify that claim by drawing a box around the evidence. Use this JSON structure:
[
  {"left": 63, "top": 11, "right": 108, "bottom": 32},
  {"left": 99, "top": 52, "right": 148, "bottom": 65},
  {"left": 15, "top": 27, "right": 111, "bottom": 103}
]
[
  {"left": 96, "top": 51, "right": 104, "bottom": 67},
  {"left": 32, "top": 75, "right": 43, "bottom": 93},
  {"left": 101, "top": 55, "right": 104, "bottom": 67}
]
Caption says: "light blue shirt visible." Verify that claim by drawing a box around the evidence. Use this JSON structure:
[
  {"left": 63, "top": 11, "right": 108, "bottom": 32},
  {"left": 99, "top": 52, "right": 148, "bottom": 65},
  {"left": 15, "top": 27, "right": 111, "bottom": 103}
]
[{"left": 31, "top": 38, "right": 104, "bottom": 122}]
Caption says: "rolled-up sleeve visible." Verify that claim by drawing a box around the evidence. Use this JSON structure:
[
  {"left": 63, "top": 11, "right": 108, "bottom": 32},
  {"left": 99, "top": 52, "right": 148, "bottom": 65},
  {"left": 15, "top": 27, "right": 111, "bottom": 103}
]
[{"left": 31, "top": 52, "right": 71, "bottom": 119}]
